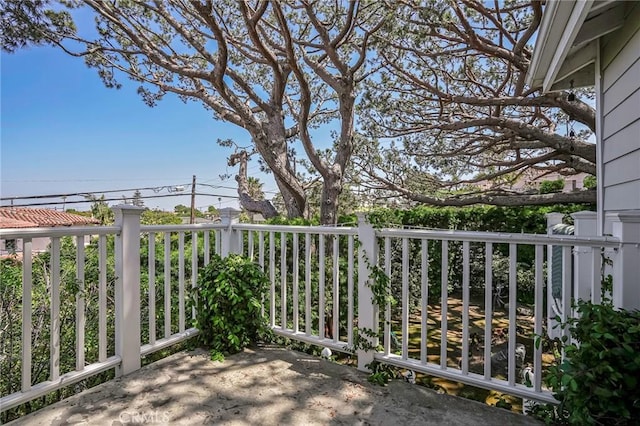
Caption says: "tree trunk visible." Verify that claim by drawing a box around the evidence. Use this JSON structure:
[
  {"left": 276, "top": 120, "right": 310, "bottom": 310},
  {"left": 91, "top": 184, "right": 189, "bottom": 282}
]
[
  {"left": 237, "top": 191, "right": 278, "bottom": 218},
  {"left": 252, "top": 122, "right": 306, "bottom": 219},
  {"left": 320, "top": 171, "right": 343, "bottom": 225},
  {"left": 275, "top": 175, "right": 305, "bottom": 218},
  {"left": 229, "top": 151, "right": 279, "bottom": 219}
]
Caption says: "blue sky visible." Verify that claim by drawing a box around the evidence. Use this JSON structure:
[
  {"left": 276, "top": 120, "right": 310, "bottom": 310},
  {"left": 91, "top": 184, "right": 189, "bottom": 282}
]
[{"left": 1, "top": 43, "right": 276, "bottom": 212}]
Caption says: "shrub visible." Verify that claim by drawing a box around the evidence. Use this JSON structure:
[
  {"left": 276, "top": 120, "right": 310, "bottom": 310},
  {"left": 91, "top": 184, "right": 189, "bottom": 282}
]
[
  {"left": 583, "top": 176, "right": 597, "bottom": 190},
  {"left": 539, "top": 179, "right": 565, "bottom": 194},
  {"left": 538, "top": 300, "right": 640, "bottom": 424},
  {"left": 364, "top": 205, "right": 593, "bottom": 302},
  {"left": 191, "top": 254, "right": 270, "bottom": 359}
]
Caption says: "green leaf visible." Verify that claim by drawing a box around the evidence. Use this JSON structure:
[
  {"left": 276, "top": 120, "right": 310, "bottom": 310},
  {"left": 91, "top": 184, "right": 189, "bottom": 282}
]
[{"left": 191, "top": 254, "right": 269, "bottom": 355}]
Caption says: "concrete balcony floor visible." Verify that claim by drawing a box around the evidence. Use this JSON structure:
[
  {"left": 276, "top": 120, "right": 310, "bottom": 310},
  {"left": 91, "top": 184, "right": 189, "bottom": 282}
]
[{"left": 9, "top": 346, "right": 540, "bottom": 425}]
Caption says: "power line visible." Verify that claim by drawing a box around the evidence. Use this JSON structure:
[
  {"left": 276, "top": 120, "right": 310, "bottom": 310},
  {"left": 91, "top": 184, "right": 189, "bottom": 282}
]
[
  {"left": 196, "top": 182, "right": 279, "bottom": 194},
  {"left": 2, "top": 178, "right": 193, "bottom": 183},
  {"left": 2, "top": 181, "right": 279, "bottom": 203},
  {"left": 0, "top": 183, "right": 191, "bottom": 202},
  {"left": 2, "top": 193, "right": 239, "bottom": 208}
]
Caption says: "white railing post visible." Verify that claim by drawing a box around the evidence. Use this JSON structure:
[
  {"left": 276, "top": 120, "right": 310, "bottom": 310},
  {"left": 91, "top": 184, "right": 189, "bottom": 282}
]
[
  {"left": 219, "top": 208, "right": 242, "bottom": 257},
  {"left": 607, "top": 211, "right": 640, "bottom": 310},
  {"left": 356, "top": 212, "right": 379, "bottom": 371},
  {"left": 114, "top": 205, "right": 144, "bottom": 376},
  {"left": 546, "top": 213, "right": 564, "bottom": 231},
  {"left": 572, "top": 211, "right": 598, "bottom": 303}
]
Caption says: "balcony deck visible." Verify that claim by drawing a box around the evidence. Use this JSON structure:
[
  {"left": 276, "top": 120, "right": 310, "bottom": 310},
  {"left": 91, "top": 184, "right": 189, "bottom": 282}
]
[{"left": 8, "top": 346, "right": 539, "bottom": 426}]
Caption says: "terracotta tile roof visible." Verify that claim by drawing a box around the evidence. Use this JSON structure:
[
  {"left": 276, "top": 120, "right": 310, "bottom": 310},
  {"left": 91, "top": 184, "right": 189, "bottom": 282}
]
[
  {"left": 0, "top": 217, "right": 39, "bottom": 228},
  {"left": 0, "top": 208, "right": 100, "bottom": 228}
]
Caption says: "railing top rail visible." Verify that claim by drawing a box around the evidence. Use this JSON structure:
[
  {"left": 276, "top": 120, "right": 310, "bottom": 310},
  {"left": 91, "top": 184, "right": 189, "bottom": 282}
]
[
  {"left": 0, "top": 225, "right": 120, "bottom": 239},
  {"left": 141, "top": 223, "right": 227, "bottom": 233},
  {"left": 232, "top": 223, "right": 358, "bottom": 235},
  {"left": 376, "top": 227, "right": 620, "bottom": 248}
]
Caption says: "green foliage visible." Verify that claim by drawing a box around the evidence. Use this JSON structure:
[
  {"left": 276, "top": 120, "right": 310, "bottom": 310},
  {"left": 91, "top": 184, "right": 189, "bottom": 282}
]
[
  {"left": 0, "top": 0, "right": 76, "bottom": 53},
  {"left": 0, "top": 237, "right": 118, "bottom": 423},
  {"left": 365, "top": 205, "right": 592, "bottom": 303},
  {"left": 190, "top": 254, "right": 270, "bottom": 359},
  {"left": 539, "top": 179, "right": 565, "bottom": 194},
  {"left": 1, "top": 227, "right": 201, "bottom": 422},
  {"left": 174, "top": 204, "right": 190, "bottom": 215},
  {"left": 240, "top": 220, "right": 356, "bottom": 341},
  {"left": 131, "top": 189, "right": 145, "bottom": 207},
  {"left": 87, "top": 195, "right": 114, "bottom": 225},
  {"left": 349, "top": 327, "right": 381, "bottom": 353},
  {"left": 141, "top": 209, "right": 182, "bottom": 225},
  {"left": 583, "top": 176, "right": 597, "bottom": 190},
  {"left": 367, "top": 263, "right": 395, "bottom": 308},
  {"left": 470, "top": 252, "right": 536, "bottom": 304},
  {"left": 495, "top": 397, "right": 513, "bottom": 411},
  {"left": 366, "top": 205, "right": 593, "bottom": 233},
  {"left": 64, "top": 209, "right": 92, "bottom": 217},
  {"left": 365, "top": 361, "right": 397, "bottom": 386},
  {"left": 174, "top": 204, "right": 204, "bottom": 218},
  {"left": 265, "top": 216, "right": 318, "bottom": 226},
  {"left": 538, "top": 301, "right": 640, "bottom": 425}
]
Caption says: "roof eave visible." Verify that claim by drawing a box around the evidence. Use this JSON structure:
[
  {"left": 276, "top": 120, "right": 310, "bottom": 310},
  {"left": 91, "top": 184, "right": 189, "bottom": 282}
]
[{"left": 526, "top": 1, "right": 594, "bottom": 92}]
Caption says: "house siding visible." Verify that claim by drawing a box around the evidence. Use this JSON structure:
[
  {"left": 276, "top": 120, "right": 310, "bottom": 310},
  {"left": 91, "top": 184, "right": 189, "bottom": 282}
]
[
  {"left": 0, "top": 237, "right": 50, "bottom": 256},
  {"left": 601, "top": 2, "right": 640, "bottom": 212}
]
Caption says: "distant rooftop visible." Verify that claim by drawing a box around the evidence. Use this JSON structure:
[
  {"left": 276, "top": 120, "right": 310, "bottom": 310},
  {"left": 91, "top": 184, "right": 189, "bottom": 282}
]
[{"left": 0, "top": 207, "right": 100, "bottom": 228}]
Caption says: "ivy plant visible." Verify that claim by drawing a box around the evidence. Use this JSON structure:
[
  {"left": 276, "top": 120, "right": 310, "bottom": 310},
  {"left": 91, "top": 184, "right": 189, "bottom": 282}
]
[
  {"left": 190, "top": 254, "right": 270, "bottom": 360},
  {"left": 366, "top": 361, "right": 398, "bottom": 386}
]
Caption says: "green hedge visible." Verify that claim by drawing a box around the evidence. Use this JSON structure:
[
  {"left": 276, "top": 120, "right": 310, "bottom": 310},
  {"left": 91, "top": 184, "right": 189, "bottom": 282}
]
[
  {"left": 363, "top": 204, "right": 594, "bottom": 233},
  {"left": 264, "top": 205, "right": 594, "bottom": 305},
  {"left": 366, "top": 205, "right": 595, "bottom": 302}
]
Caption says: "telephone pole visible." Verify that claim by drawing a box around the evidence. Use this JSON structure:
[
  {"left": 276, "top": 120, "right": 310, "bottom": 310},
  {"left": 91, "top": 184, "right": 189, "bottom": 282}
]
[{"left": 190, "top": 175, "right": 196, "bottom": 224}]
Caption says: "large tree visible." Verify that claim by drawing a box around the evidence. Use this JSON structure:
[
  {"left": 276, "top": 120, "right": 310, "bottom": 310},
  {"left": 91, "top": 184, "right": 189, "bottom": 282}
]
[
  {"left": 1, "top": 0, "right": 387, "bottom": 224},
  {"left": 356, "top": 0, "right": 597, "bottom": 206}
]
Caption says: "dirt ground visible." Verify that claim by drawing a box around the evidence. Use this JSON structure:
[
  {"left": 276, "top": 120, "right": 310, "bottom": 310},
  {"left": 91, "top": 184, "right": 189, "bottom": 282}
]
[{"left": 9, "top": 345, "right": 541, "bottom": 425}]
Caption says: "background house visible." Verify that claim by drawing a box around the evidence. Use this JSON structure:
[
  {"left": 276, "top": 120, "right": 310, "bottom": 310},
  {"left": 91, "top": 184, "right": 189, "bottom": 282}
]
[
  {"left": 0, "top": 208, "right": 99, "bottom": 256},
  {"left": 475, "top": 170, "right": 591, "bottom": 193}
]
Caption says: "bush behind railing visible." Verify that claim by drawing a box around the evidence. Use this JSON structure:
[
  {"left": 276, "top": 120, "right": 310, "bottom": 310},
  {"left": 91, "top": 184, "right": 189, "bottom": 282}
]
[
  {"left": 374, "top": 205, "right": 591, "bottom": 305},
  {"left": 0, "top": 231, "right": 201, "bottom": 423},
  {"left": 239, "top": 225, "right": 357, "bottom": 339},
  {"left": 267, "top": 204, "right": 593, "bottom": 309}
]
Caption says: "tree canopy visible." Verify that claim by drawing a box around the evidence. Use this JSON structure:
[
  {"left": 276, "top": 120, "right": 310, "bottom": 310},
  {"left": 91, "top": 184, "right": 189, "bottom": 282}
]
[
  {"left": 0, "top": 0, "right": 74, "bottom": 53},
  {"left": 355, "top": 0, "right": 596, "bottom": 206},
  {"left": 1, "top": 0, "right": 596, "bottom": 218}
]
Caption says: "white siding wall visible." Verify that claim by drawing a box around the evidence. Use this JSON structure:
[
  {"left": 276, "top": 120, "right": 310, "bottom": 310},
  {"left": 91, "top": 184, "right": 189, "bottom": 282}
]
[{"left": 601, "top": 3, "right": 640, "bottom": 212}]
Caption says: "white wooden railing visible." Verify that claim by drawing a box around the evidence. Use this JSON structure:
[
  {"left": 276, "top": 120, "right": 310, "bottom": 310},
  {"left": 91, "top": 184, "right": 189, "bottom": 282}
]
[
  {"left": 369, "top": 226, "right": 619, "bottom": 403},
  {"left": 0, "top": 206, "right": 227, "bottom": 412},
  {"left": 234, "top": 223, "right": 358, "bottom": 353},
  {"left": 0, "top": 224, "right": 121, "bottom": 412},
  {"left": 2, "top": 206, "right": 638, "bottom": 414},
  {"left": 137, "top": 222, "right": 225, "bottom": 357}
]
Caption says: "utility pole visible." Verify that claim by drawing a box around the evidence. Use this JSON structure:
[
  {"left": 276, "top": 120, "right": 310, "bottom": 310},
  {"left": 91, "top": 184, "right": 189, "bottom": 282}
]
[{"left": 190, "top": 175, "right": 196, "bottom": 224}]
